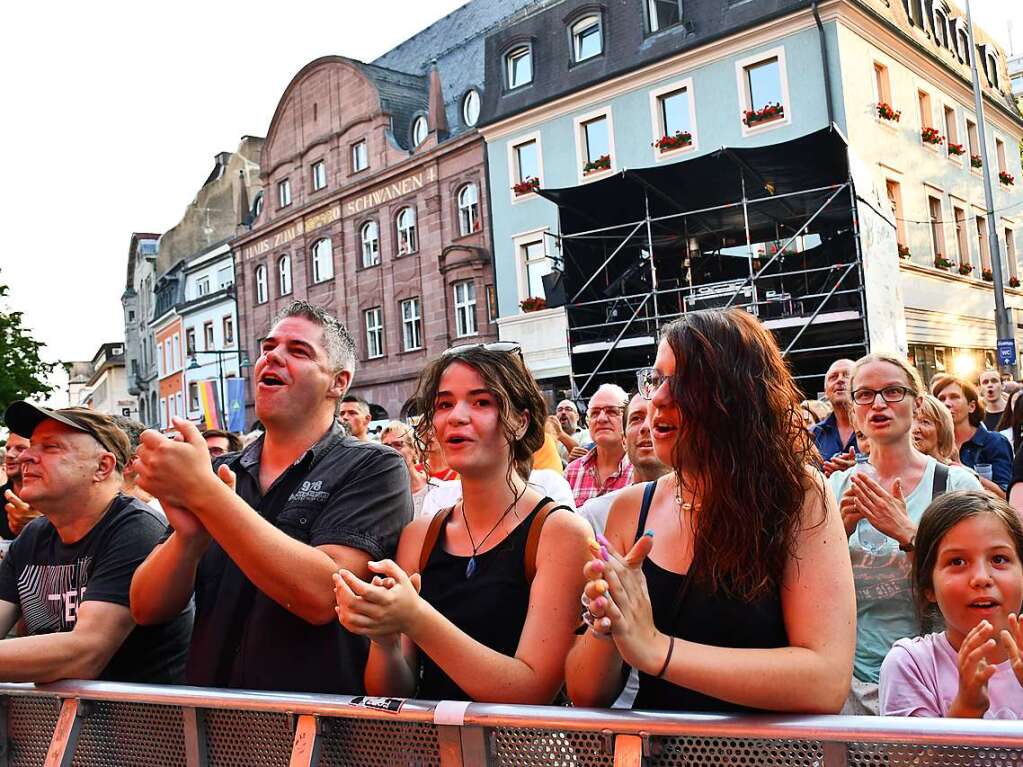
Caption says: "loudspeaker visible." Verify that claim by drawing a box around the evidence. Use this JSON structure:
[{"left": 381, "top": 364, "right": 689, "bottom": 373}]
[{"left": 541, "top": 270, "right": 566, "bottom": 308}]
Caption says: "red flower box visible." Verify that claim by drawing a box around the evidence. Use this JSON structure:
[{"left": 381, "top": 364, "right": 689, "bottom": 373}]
[
  {"left": 947, "top": 142, "right": 965, "bottom": 156},
  {"left": 743, "top": 103, "right": 784, "bottom": 127},
  {"left": 512, "top": 176, "right": 540, "bottom": 196},
  {"left": 921, "top": 127, "right": 944, "bottom": 145},
  {"left": 1000, "top": 171, "right": 1015, "bottom": 186},
  {"left": 583, "top": 154, "right": 611, "bottom": 174},
  {"left": 933, "top": 255, "right": 953, "bottom": 269},
  {"left": 519, "top": 296, "right": 547, "bottom": 312},
  {"left": 898, "top": 244, "right": 911, "bottom": 259},
  {"left": 1010, "top": 276, "right": 1020, "bottom": 288},
  {"left": 982, "top": 268, "right": 994, "bottom": 281},
  {"left": 956, "top": 261, "right": 974, "bottom": 276},
  {"left": 876, "top": 102, "right": 901, "bottom": 122},
  {"left": 653, "top": 132, "right": 693, "bottom": 151},
  {"left": 971, "top": 155, "right": 983, "bottom": 168}
]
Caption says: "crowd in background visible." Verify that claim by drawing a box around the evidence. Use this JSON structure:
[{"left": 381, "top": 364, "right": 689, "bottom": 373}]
[{"left": 0, "top": 301, "right": 1020, "bottom": 720}]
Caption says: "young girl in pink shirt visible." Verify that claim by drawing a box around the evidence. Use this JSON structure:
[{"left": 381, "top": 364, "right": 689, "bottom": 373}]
[{"left": 880, "top": 491, "right": 1023, "bottom": 718}]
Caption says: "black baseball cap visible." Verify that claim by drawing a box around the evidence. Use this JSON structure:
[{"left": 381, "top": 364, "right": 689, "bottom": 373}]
[{"left": 3, "top": 402, "right": 132, "bottom": 470}]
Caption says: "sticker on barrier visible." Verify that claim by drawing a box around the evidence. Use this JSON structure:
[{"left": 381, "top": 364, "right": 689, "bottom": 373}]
[{"left": 348, "top": 695, "right": 407, "bottom": 714}]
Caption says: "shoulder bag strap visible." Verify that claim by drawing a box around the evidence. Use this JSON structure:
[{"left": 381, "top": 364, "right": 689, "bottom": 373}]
[
  {"left": 633, "top": 481, "right": 658, "bottom": 543},
  {"left": 524, "top": 497, "right": 571, "bottom": 584},
  {"left": 418, "top": 506, "right": 453, "bottom": 574},
  {"left": 931, "top": 461, "right": 950, "bottom": 499}
]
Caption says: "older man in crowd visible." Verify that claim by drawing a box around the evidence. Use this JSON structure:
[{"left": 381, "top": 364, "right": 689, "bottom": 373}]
[
  {"left": 553, "top": 399, "right": 590, "bottom": 462},
  {"left": 565, "top": 384, "right": 633, "bottom": 508},
  {"left": 812, "top": 358, "right": 859, "bottom": 475},
  {"left": 0, "top": 403, "right": 191, "bottom": 683},
  {"left": 338, "top": 396, "right": 372, "bottom": 442},
  {"left": 130, "top": 300, "right": 411, "bottom": 694}
]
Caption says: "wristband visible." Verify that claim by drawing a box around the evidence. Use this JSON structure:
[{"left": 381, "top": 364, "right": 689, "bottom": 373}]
[
  {"left": 898, "top": 537, "right": 915, "bottom": 553},
  {"left": 656, "top": 636, "right": 676, "bottom": 678}
]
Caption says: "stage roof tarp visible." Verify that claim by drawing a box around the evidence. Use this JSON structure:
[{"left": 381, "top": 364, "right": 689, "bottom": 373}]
[{"left": 536, "top": 127, "right": 851, "bottom": 237}]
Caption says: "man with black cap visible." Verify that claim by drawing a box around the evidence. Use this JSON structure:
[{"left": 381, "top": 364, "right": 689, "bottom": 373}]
[{"left": 0, "top": 403, "right": 191, "bottom": 683}]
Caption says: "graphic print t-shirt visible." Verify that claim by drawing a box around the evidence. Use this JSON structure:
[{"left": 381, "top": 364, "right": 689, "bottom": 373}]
[{"left": 0, "top": 494, "right": 192, "bottom": 683}]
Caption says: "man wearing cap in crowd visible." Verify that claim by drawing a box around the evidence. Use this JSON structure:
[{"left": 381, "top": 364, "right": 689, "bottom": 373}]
[
  {"left": 0, "top": 403, "right": 191, "bottom": 683},
  {"left": 130, "top": 300, "right": 411, "bottom": 694}
]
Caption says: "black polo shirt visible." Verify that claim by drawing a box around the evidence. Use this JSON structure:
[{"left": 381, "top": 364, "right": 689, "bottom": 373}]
[{"left": 183, "top": 421, "right": 412, "bottom": 693}]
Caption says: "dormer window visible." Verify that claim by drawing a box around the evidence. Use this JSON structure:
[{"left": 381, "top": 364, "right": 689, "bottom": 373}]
[
  {"left": 572, "top": 16, "right": 602, "bottom": 62},
  {"left": 647, "top": 0, "right": 682, "bottom": 33},
  {"left": 462, "top": 89, "right": 481, "bottom": 127},
  {"left": 411, "top": 116, "right": 428, "bottom": 148},
  {"left": 506, "top": 45, "right": 533, "bottom": 90},
  {"left": 983, "top": 47, "right": 999, "bottom": 88}
]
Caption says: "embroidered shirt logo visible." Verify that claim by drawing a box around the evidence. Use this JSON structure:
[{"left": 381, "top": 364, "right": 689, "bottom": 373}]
[{"left": 289, "top": 480, "right": 329, "bottom": 503}]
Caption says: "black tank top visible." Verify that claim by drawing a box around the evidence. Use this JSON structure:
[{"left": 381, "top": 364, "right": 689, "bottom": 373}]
[
  {"left": 632, "top": 482, "right": 789, "bottom": 713},
  {"left": 416, "top": 499, "right": 547, "bottom": 701}
]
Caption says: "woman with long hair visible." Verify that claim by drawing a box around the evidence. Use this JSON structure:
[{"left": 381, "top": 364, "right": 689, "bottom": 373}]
[
  {"left": 831, "top": 353, "right": 981, "bottom": 713},
  {"left": 566, "top": 308, "right": 855, "bottom": 713},
  {"left": 333, "top": 345, "right": 591, "bottom": 702}
]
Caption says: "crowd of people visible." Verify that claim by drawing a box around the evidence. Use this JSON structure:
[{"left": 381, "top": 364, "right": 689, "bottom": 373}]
[{"left": 0, "top": 300, "right": 1020, "bottom": 720}]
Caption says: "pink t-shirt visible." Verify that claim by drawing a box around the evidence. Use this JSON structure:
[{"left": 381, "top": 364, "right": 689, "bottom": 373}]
[{"left": 879, "top": 632, "right": 1023, "bottom": 719}]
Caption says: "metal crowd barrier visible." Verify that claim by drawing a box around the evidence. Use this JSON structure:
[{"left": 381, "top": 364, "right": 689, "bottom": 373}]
[{"left": 0, "top": 680, "right": 1020, "bottom": 767}]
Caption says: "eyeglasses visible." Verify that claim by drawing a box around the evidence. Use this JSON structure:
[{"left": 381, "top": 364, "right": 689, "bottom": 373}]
[
  {"left": 444, "top": 342, "right": 523, "bottom": 359},
  {"left": 636, "top": 367, "right": 667, "bottom": 400},
  {"left": 850, "top": 385, "right": 912, "bottom": 406},
  {"left": 587, "top": 405, "right": 625, "bottom": 421}
]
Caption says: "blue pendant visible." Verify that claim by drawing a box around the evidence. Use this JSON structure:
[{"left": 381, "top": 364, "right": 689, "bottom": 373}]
[{"left": 465, "top": 557, "right": 477, "bottom": 579}]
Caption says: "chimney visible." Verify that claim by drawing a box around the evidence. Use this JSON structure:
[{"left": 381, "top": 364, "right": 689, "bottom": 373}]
[
  {"left": 427, "top": 59, "right": 449, "bottom": 140},
  {"left": 237, "top": 170, "right": 251, "bottom": 228}
]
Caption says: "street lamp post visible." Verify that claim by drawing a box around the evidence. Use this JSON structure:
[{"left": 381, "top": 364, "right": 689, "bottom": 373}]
[{"left": 188, "top": 349, "right": 250, "bottom": 429}]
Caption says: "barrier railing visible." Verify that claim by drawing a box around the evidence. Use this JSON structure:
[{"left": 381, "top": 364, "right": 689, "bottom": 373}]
[{"left": 0, "top": 680, "right": 1020, "bottom": 767}]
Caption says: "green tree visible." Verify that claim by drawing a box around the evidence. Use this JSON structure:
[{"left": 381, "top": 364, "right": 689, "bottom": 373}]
[{"left": 0, "top": 275, "right": 55, "bottom": 417}]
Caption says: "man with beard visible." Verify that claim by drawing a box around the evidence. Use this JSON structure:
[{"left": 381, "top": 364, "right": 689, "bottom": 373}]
[
  {"left": 812, "top": 359, "right": 859, "bottom": 476},
  {"left": 130, "top": 300, "right": 411, "bottom": 693}
]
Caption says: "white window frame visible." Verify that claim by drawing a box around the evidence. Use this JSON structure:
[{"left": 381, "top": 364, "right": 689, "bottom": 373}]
[
  {"left": 574, "top": 107, "right": 617, "bottom": 184},
  {"left": 223, "top": 315, "right": 234, "bottom": 345},
  {"left": 974, "top": 208, "right": 992, "bottom": 272},
  {"left": 351, "top": 140, "right": 368, "bottom": 173},
  {"left": 924, "top": 186, "right": 949, "bottom": 266},
  {"left": 505, "top": 45, "right": 533, "bottom": 90},
  {"left": 1002, "top": 223, "right": 1018, "bottom": 280},
  {"left": 942, "top": 102, "right": 961, "bottom": 164},
  {"left": 255, "top": 264, "right": 268, "bottom": 304},
  {"left": 172, "top": 334, "right": 181, "bottom": 371},
  {"left": 189, "top": 382, "right": 200, "bottom": 413},
  {"left": 646, "top": 0, "right": 682, "bottom": 33},
  {"left": 462, "top": 89, "right": 481, "bottom": 127},
  {"left": 197, "top": 276, "right": 211, "bottom": 297},
  {"left": 735, "top": 47, "right": 791, "bottom": 137},
  {"left": 512, "top": 226, "right": 557, "bottom": 302},
  {"left": 361, "top": 221, "right": 380, "bottom": 267},
  {"left": 311, "top": 238, "right": 334, "bottom": 283},
  {"left": 457, "top": 183, "right": 480, "bottom": 236},
  {"left": 950, "top": 198, "right": 973, "bottom": 271},
  {"left": 411, "top": 116, "right": 428, "bottom": 148},
  {"left": 453, "top": 280, "right": 477, "bottom": 338},
  {"left": 364, "top": 307, "right": 384, "bottom": 359},
  {"left": 176, "top": 392, "right": 184, "bottom": 422},
  {"left": 277, "top": 178, "right": 291, "bottom": 208},
  {"left": 648, "top": 77, "right": 698, "bottom": 162},
  {"left": 160, "top": 397, "right": 167, "bottom": 429},
  {"left": 185, "top": 327, "right": 196, "bottom": 356},
  {"left": 278, "top": 254, "right": 292, "bottom": 296},
  {"left": 507, "top": 131, "right": 545, "bottom": 204},
  {"left": 401, "top": 297, "right": 423, "bottom": 351},
  {"left": 571, "top": 15, "right": 602, "bottom": 63},
  {"left": 396, "top": 207, "right": 418, "bottom": 255},
  {"left": 203, "top": 321, "right": 215, "bottom": 350},
  {"left": 311, "top": 160, "right": 327, "bottom": 191}
]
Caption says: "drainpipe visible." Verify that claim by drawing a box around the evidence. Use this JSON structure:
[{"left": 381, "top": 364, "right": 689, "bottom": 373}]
[{"left": 812, "top": 0, "right": 835, "bottom": 126}]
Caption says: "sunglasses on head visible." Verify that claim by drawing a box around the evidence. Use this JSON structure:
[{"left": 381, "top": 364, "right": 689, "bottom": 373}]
[{"left": 444, "top": 342, "right": 523, "bottom": 359}]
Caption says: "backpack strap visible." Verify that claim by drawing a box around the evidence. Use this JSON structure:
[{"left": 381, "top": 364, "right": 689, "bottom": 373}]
[
  {"left": 931, "top": 461, "right": 950, "bottom": 499},
  {"left": 524, "top": 499, "right": 572, "bottom": 584},
  {"left": 633, "top": 481, "right": 658, "bottom": 543},
  {"left": 418, "top": 506, "right": 453, "bottom": 574}
]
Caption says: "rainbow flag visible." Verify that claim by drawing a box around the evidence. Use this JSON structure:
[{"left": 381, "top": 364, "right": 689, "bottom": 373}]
[{"left": 198, "top": 380, "right": 223, "bottom": 430}]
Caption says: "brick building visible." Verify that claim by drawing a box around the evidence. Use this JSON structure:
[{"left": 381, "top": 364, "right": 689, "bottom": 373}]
[{"left": 231, "top": 2, "right": 538, "bottom": 420}]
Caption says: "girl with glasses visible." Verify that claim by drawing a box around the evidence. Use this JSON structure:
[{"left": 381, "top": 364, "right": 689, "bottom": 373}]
[
  {"left": 333, "top": 345, "right": 591, "bottom": 702},
  {"left": 830, "top": 353, "right": 981, "bottom": 713},
  {"left": 568, "top": 308, "right": 855, "bottom": 714}
]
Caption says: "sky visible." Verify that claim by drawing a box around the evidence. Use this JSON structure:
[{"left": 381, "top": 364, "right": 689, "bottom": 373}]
[{"left": 0, "top": 0, "right": 1020, "bottom": 405}]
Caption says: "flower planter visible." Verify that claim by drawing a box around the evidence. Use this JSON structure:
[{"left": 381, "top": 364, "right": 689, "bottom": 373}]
[
  {"left": 1010, "top": 277, "right": 1020, "bottom": 288},
  {"left": 921, "top": 127, "right": 944, "bottom": 146},
  {"left": 933, "top": 256, "right": 953, "bottom": 269},
  {"left": 897, "top": 244, "right": 911, "bottom": 260},
  {"left": 947, "top": 142, "right": 965, "bottom": 156},
  {"left": 876, "top": 102, "right": 901, "bottom": 122},
  {"left": 999, "top": 171, "right": 1015, "bottom": 186},
  {"left": 982, "top": 269, "right": 994, "bottom": 282},
  {"left": 956, "top": 262, "right": 974, "bottom": 276},
  {"left": 512, "top": 177, "right": 540, "bottom": 196},
  {"left": 743, "top": 103, "right": 784, "bottom": 127},
  {"left": 971, "top": 155, "right": 983, "bottom": 169},
  {"left": 653, "top": 132, "right": 693, "bottom": 152},
  {"left": 519, "top": 297, "right": 547, "bottom": 312},
  {"left": 583, "top": 154, "right": 611, "bottom": 175}
]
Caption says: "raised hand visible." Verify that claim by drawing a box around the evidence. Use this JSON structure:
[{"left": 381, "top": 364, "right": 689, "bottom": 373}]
[
  {"left": 1000, "top": 613, "right": 1023, "bottom": 688},
  {"left": 849, "top": 473, "right": 915, "bottom": 547},
  {"left": 823, "top": 447, "right": 856, "bottom": 477},
  {"left": 3, "top": 489, "right": 41, "bottom": 536},
  {"left": 134, "top": 417, "right": 217, "bottom": 510},
  {"left": 839, "top": 492, "right": 862, "bottom": 537},
  {"left": 950, "top": 620, "right": 998, "bottom": 718}
]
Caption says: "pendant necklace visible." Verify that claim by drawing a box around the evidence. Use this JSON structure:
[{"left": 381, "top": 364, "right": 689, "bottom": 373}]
[{"left": 461, "top": 494, "right": 519, "bottom": 579}]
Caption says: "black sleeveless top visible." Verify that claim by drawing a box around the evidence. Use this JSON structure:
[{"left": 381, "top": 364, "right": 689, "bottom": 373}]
[
  {"left": 632, "top": 482, "right": 789, "bottom": 713},
  {"left": 416, "top": 499, "right": 547, "bottom": 701}
]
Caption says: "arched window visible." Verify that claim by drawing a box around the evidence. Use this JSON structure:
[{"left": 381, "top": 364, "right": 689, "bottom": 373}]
[
  {"left": 571, "top": 16, "right": 602, "bottom": 62},
  {"left": 277, "top": 255, "right": 292, "bottom": 296},
  {"left": 311, "top": 238, "right": 334, "bottom": 283},
  {"left": 457, "top": 184, "right": 480, "bottom": 236},
  {"left": 396, "top": 208, "right": 418, "bottom": 255},
  {"left": 505, "top": 45, "right": 532, "bottom": 90},
  {"left": 411, "top": 116, "right": 428, "bottom": 148},
  {"left": 361, "top": 221, "right": 380, "bottom": 267},
  {"left": 252, "top": 191, "right": 264, "bottom": 220},
  {"left": 462, "top": 89, "right": 481, "bottom": 127},
  {"left": 255, "top": 264, "right": 268, "bottom": 304}
]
